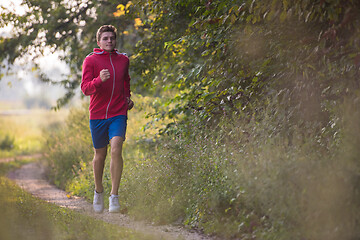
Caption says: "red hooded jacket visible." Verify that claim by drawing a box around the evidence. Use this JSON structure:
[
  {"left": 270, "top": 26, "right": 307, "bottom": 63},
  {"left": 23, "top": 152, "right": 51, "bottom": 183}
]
[{"left": 81, "top": 48, "right": 131, "bottom": 120}]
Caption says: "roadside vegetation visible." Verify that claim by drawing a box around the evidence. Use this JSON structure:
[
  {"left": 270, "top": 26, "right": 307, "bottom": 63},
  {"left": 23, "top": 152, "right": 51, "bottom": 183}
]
[
  {"left": 0, "top": 168, "right": 159, "bottom": 240},
  {"left": 44, "top": 95, "right": 360, "bottom": 240},
  {"left": 0, "top": 107, "right": 160, "bottom": 240}
]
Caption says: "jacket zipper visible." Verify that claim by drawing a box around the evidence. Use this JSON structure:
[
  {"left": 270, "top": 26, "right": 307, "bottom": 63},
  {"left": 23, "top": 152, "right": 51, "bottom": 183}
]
[{"left": 105, "top": 53, "right": 116, "bottom": 119}]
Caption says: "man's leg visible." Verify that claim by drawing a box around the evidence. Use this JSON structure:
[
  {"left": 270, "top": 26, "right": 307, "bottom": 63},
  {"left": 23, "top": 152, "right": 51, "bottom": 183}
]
[
  {"left": 93, "top": 146, "right": 107, "bottom": 193},
  {"left": 109, "top": 136, "right": 124, "bottom": 195}
]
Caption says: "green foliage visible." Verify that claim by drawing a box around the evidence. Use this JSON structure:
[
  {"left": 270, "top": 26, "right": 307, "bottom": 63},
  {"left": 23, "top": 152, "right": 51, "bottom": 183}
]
[
  {"left": 127, "top": 0, "right": 360, "bottom": 131},
  {"left": 119, "top": 100, "right": 360, "bottom": 239},
  {"left": 2, "top": 0, "right": 359, "bottom": 129}
]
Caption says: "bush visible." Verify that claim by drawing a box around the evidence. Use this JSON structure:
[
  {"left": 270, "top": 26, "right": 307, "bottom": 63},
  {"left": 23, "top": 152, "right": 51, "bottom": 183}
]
[
  {"left": 43, "top": 103, "right": 93, "bottom": 189},
  {"left": 44, "top": 95, "right": 360, "bottom": 239},
  {"left": 119, "top": 98, "right": 360, "bottom": 240},
  {"left": 0, "top": 135, "right": 15, "bottom": 150}
]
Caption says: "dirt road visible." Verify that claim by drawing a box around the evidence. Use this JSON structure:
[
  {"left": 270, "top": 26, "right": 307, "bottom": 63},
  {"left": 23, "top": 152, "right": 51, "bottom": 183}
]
[{"left": 7, "top": 161, "right": 215, "bottom": 240}]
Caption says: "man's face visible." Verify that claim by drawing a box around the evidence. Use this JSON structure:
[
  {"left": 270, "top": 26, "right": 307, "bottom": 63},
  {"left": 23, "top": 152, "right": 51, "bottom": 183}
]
[{"left": 97, "top": 32, "right": 116, "bottom": 52}]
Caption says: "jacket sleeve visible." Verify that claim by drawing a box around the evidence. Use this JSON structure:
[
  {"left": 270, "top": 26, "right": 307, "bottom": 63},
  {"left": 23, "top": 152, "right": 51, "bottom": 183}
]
[
  {"left": 81, "top": 57, "right": 102, "bottom": 96},
  {"left": 124, "top": 58, "right": 131, "bottom": 98}
]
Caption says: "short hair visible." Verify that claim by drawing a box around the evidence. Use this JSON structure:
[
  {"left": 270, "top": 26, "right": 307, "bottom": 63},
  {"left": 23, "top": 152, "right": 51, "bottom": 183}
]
[{"left": 96, "top": 25, "right": 117, "bottom": 42}]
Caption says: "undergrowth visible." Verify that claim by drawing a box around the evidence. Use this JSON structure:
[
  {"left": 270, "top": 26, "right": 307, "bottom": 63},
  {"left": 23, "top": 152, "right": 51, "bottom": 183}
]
[
  {"left": 121, "top": 107, "right": 359, "bottom": 239},
  {"left": 44, "top": 95, "right": 360, "bottom": 239}
]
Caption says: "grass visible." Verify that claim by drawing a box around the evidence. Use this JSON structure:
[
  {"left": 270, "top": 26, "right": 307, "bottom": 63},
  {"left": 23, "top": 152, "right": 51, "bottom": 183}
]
[
  {"left": 0, "top": 158, "right": 34, "bottom": 176},
  {"left": 0, "top": 159, "right": 163, "bottom": 240},
  {"left": 44, "top": 95, "right": 360, "bottom": 239},
  {"left": 0, "top": 177, "right": 161, "bottom": 240},
  {"left": 0, "top": 101, "right": 68, "bottom": 158}
]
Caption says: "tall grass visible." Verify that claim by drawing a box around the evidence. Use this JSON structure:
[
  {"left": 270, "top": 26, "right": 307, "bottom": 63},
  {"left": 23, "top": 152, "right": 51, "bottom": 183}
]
[
  {"left": 44, "top": 95, "right": 360, "bottom": 239},
  {"left": 119, "top": 101, "right": 359, "bottom": 239},
  {"left": 44, "top": 104, "right": 92, "bottom": 189}
]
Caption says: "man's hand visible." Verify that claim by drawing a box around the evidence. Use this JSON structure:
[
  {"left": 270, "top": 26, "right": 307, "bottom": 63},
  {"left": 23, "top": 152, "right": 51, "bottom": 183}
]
[
  {"left": 100, "top": 69, "right": 110, "bottom": 82},
  {"left": 127, "top": 97, "right": 134, "bottom": 110}
]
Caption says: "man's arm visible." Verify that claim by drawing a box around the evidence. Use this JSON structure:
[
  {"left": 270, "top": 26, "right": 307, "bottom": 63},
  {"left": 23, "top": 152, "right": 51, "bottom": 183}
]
[
  {"left": 124, "top": 57, "right": 133, "bottom": 110},
  {"left": 81, "top": 58, "right": 103, "bottom": 96}
]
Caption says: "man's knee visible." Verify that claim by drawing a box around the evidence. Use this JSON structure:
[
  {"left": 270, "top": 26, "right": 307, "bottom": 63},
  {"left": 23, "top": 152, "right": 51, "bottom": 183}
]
[
  {"left": 110, "top": 137, "right": 124, "bottom": 154},
  {"left": 94, "top": 147, "right": 107, "bottom": 162}
]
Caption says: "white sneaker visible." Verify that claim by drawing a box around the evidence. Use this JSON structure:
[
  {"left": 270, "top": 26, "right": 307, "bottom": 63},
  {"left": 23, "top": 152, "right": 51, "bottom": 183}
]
[
  {"left": 93, "top": 191, "right": 104, "bottom": 213},
  {"left": 109, "top": 195, "right": 120, "bottom": 213}
]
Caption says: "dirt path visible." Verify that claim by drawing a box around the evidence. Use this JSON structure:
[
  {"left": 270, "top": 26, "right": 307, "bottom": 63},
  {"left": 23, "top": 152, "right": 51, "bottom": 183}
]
[{"left": 7, "top": 160, "right": 215, "bottom": 240}]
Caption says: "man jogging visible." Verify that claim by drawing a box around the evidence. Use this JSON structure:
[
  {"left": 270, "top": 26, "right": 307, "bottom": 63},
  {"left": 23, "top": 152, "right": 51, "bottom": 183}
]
[{"left": 81, "top": 25, "right": 133, "bottom": 213}]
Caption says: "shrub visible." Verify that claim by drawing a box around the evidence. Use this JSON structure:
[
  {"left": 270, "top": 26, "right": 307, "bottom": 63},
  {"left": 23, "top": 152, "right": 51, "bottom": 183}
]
[
  {"left": 0, "top": 135, "right": 15, "bottom": 150},
  {"left": 45, "top": 95, "right": 360, "bottom": 239},
  {"left": 119, "top": 98, "right": 360, "bottom": 239}
]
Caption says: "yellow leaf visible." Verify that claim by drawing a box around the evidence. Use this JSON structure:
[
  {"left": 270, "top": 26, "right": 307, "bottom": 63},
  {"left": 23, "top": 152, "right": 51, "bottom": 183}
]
[
  {"left": 116, "top": 4, "right": 125, "bottom": 10},
  {"left": 134, "top": 18, "right": 143, "bottom": 29},
  {"left": 114, "top": 4, "right": 125, "bottom": 17},
  {"left": 228, "top": 6, "right": 235, "bottom": 14},
  {"left": 148, "top": 14, "right": 156, "bottom": 21},
  {"left": 113, "top": 9, "right": 125, "bottom": 17}
]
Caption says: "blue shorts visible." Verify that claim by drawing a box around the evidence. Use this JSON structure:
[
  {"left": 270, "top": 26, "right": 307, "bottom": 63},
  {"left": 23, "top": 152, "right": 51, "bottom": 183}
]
[{"left": 90, "top": 115, "right": 127, "bottom": 149}]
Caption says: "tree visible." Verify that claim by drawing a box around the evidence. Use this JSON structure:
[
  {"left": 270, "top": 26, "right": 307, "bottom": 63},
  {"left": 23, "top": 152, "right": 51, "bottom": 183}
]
[
  {"left": 127, "top": 0, "right": 360, "bottom": 134},
  {"left": 0, "top": 0, "right": 135, "bottom": 108}
]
